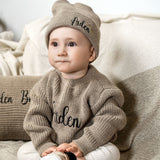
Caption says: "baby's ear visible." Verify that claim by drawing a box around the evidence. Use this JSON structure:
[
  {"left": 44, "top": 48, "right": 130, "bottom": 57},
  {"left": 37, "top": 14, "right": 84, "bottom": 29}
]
[{"left": 89, "top": 46, "right": 96, "bottom": 62}]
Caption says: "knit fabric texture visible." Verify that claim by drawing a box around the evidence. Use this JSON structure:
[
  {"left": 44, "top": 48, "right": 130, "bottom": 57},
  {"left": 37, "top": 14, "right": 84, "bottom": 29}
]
[
  {"left": 45, "top": 0, "right": 101, "bottom": 59},
  {"left": 24, "top": 65, "right": 126, "bottom": 156},
  {"left": 0, "top": 75, "right": 41, "bottom": 140}
]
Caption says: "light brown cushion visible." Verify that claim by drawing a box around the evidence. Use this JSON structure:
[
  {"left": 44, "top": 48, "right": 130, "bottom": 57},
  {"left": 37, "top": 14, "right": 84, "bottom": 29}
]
[{"left": 0, "top": 76, "right": 41, "bottom": 140}]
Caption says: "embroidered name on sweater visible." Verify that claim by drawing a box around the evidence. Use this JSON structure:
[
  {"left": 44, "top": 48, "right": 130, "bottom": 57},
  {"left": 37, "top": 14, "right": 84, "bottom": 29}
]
[
  {"left": 53, "top": 106, "right": 81, "bottom": 128},
  {"left": 71, "top": 17, "right": 90, "bottom": 33}
]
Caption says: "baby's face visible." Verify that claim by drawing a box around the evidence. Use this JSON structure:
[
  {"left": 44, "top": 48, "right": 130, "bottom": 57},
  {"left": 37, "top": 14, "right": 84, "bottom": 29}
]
[{"left": 48, "top": 27, "right": 95, "bottom": 79}]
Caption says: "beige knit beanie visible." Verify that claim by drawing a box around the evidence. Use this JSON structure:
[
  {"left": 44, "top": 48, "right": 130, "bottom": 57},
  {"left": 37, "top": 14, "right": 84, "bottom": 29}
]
[{"left": 45, "top": 0, "right": 101, "bottom": 59}]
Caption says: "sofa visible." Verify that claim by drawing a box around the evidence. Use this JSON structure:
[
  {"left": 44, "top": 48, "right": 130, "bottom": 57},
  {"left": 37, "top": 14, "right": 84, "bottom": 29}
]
[{"left": 0, "top": 13, "right": 160, "bottom": 160}]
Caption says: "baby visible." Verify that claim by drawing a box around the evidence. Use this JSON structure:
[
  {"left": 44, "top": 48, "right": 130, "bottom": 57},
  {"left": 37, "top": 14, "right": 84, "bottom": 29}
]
[{"left": 17, "top": 0, "right": 126, "bottom": 160}]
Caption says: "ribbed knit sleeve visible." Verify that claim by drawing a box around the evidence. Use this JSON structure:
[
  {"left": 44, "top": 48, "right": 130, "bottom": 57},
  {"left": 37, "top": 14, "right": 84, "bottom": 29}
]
[
  {"left": 23, "top": 76, "right": 57, "bottom": 156},
  {"left": 73, "top": 88, "right": 127, "bottom": 155}
]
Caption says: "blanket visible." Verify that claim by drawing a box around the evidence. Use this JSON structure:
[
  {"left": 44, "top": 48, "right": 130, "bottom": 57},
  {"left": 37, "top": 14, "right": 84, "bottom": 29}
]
[
  {"left": 0, "top": 141, "right": 25, "bottom": 160},
  {"left": 116, "top": 66, "right": 160, "bottom": 160},
  {"left": 0, "top": 31, "right": 27, "bottom": 76}
]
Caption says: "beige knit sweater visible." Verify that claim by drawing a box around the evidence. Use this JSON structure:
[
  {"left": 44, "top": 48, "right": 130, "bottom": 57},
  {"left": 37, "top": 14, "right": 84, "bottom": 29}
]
[{"left": 24, "top": 65, "right": 126, "bottom": 156}]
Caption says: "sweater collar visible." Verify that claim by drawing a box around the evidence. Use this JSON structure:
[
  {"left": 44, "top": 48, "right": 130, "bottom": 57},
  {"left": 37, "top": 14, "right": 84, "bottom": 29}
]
[{"left": 55, "top": 65, "right": 96, "bottom": 86}]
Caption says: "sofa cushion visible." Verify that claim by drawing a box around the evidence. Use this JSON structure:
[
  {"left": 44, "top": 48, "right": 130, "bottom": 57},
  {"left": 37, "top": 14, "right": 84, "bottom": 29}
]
[{"left": 0, "top": 76, "right": 41, "bottom": 140}]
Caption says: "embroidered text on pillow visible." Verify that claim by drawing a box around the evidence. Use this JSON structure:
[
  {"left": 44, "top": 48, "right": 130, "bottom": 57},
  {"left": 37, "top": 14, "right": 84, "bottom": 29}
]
[
  {"left": 0, "top": 90, "right": 31, "bottom": 105},
  {"left": 0, "top": 92, "right": 13, "bottom": 104},
  {"left": 21, "top": 90, "right": 31, "bottom": 105},
  {"left": 71, "top": 17, "right": 90, "bottom": 33}
]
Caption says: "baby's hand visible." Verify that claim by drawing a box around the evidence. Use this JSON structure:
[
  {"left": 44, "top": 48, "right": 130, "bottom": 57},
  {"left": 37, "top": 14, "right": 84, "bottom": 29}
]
[
  {"left": 66, "top": 142, "right": 83, "bottom": 157},
  {"left": 57, "top": 142, "right": 83, "bottom": 157},
  {"left": 41, "top": 146, "right": 57, "bottom": 157},
  {"left": 56, "top": 143, "right": 70, "bottom": 152}
]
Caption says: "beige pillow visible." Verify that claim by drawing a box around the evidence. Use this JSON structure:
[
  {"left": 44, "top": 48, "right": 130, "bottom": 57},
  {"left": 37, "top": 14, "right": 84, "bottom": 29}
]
[{"left": 0, "top": 75, "right": 41, "bottom": 140}]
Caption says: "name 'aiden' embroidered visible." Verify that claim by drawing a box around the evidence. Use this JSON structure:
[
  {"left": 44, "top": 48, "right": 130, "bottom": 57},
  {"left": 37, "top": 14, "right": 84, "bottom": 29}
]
[
  {"left": 0, "top": 90, "right": 30, "bottom": 105},
  {"left": 53, "top": 106, "right": 81, "bottom": 128},
  {"left": 71, "top": 17, "right": 90, "bottom": 33}
]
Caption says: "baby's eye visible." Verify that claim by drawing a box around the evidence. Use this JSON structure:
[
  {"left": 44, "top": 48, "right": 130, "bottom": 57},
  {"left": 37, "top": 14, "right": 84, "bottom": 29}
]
[
  {"left": 68, "top": 42, "right": 77, "bottom": 47},
  {"left": 52, "top": 42, "right": 58, "bottom": 47}
]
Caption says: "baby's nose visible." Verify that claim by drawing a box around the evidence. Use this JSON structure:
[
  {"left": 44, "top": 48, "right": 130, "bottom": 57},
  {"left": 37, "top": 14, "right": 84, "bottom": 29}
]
[{"left": 58, "top": 47, "right": 67, "bottom": 56}]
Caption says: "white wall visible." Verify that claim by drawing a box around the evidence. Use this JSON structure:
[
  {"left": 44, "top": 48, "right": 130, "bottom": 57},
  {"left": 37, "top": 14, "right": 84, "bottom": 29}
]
[{"left": 0, "top": 0, "right": 160, "bottom": 41}]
